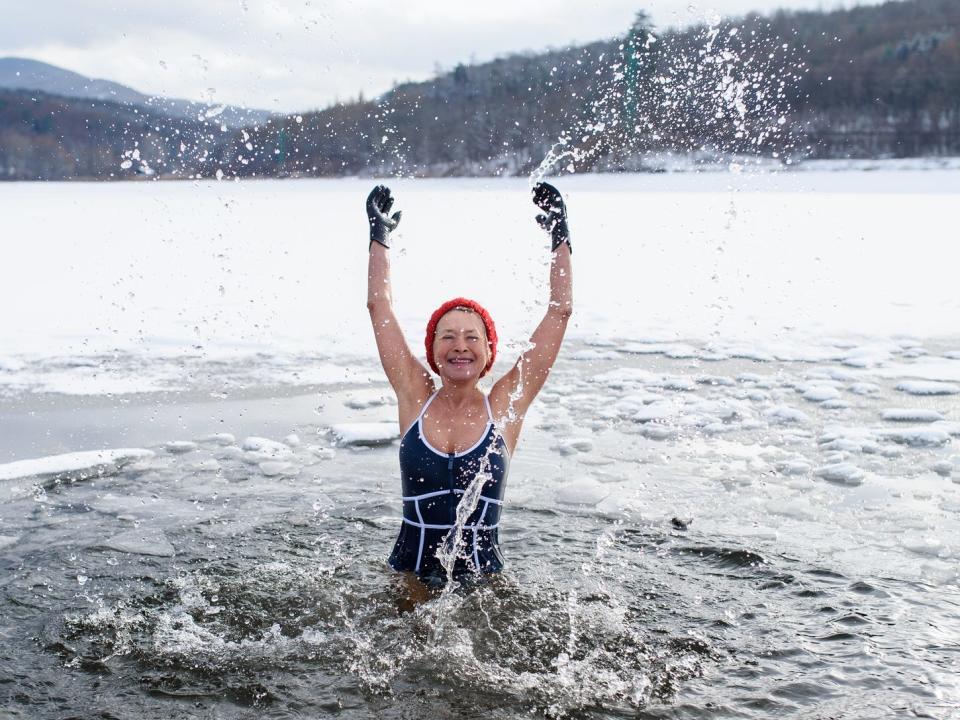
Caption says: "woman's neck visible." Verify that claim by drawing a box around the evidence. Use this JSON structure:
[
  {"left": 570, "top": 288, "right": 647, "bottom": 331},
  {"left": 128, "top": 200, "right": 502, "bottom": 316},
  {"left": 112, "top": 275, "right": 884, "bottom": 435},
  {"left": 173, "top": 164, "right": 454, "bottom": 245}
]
[{"left": 436, "top": 381, "right": 481, "bottom": 407}]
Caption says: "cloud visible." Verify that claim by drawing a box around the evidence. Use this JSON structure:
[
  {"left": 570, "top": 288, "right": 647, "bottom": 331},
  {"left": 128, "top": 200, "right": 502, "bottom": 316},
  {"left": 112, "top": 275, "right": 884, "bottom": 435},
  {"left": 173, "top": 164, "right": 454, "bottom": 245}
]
[{"left": 0, "top": 0, "right": 884, "bottom": 113}]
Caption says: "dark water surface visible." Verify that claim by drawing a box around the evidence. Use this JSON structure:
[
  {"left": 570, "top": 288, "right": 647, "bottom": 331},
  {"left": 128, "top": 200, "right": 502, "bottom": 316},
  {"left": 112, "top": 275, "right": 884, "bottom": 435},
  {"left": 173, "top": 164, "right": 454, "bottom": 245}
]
[{"left": 2, "top": 347, "right": 960, "bottom": 718}]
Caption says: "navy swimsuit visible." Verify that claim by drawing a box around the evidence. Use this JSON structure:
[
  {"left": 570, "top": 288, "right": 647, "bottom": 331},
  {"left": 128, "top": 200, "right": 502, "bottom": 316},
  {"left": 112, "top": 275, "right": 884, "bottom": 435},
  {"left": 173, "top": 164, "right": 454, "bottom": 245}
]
[{"left": 389, "top": 391, "right": 510, "bottom": 580}]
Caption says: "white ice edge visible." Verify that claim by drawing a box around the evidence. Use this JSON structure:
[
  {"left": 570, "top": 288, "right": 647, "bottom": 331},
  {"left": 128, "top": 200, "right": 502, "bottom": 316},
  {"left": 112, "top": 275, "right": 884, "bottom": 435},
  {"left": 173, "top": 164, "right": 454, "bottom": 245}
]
[{"left": 0, "top": 448, "right": 155, "bottom": 484}]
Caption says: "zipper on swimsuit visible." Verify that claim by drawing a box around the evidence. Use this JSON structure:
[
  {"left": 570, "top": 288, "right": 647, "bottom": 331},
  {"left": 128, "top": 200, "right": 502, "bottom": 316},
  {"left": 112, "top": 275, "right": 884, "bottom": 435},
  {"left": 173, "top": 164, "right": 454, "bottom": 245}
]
[{"left": 447, "top": 453, "right": 455, "bottom": 525}]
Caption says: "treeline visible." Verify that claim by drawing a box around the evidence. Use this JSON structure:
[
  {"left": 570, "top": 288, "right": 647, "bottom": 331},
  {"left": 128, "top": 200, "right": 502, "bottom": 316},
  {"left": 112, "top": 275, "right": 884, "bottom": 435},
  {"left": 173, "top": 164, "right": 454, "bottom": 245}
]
[
  {"left": 768, "top": 0, "right": 960, "bottom": 156},
  {"left": 0, "top": 88, "right": 235, "bottom": 180},
  {"left": 1, "top": 0, "right": 958, "bottom": 181}
]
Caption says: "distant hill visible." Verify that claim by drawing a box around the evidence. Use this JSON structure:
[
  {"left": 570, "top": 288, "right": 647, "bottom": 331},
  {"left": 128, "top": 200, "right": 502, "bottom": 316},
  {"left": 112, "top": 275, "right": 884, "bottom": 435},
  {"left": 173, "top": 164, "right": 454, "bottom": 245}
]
[
  {"left": 0, "top": 87, "right": 238, "bottom": 180},
  {"left": 0, "top": 57, "right": 274, "bottom": 128}
]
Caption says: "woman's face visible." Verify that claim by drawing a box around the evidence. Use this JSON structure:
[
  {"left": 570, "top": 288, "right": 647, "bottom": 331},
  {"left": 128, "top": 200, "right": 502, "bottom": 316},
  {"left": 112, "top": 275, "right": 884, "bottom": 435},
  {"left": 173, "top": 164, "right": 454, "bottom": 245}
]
[{"left": 432, "top": 309, "right": 490, "bottom": 382}]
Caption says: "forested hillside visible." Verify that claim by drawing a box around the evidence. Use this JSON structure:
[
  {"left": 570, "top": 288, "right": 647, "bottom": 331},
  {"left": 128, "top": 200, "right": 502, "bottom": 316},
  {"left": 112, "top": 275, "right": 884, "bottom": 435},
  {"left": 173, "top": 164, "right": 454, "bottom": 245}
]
[{"left": 1, "top": 0, "right": 957, "bottom": 180}]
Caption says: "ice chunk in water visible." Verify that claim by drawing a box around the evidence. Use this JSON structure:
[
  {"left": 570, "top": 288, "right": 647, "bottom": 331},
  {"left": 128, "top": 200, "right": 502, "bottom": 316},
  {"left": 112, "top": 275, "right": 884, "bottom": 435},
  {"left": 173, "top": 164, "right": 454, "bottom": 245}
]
[
  {"left": 258, "top": 460, "right": 298, "bottom": 477},
  {"left": 556, "top": 478, "right": 610, "bottom": 506},
  {"left": 165, "top": 441, "right": 198, "bottom": 454},
  {"left": 931, "top": 460, "right": 954, "bottom": 477},
  {"left": 895, "top": 380, "right": 959, "bottom": 396},
  {"left": 343, "top": 390, "right": 397, "bottom": 409},
  {"left": 764, "top": 406, "right": 811, "bottom": 425},
  {"left": 848, "top": 382, "right": 880, "bottom": 396},
  {"left": 932, "top": 421, "right": 960, "bottom": 437},
  {"left": 242, "top": 437, "right": 293, "bottom": 462},
  {"left": 775, "top": 460, "right": 811, "bottom": 475},
  {"left": 815, "top": 462, "right": 865, "bottom": 486},
  {"left": 764, "top": 498, "right": 817, "bottom": 521},
  {"left": 878, "top": 427, "right": 951, "bottom": 448},
  {"left": 309, "top": 446, "right": 336, "bottom": 460},
  {"left": 633, "top": 402, "right": 675, "bottom": 423},
  {"left": 899, "top": 534, "right": 945, "bottom": 558},
  {"left": 242, "top": 436, "right": 290, "bottom": 453},
  {"left": 639, "top": 425, "right": 677, "bottom": 440},
  {"left": 197, "top": 433, "right": 236, "bottom": 446},
  {"left": 0, "top": 448, "right": 155, "bottom": 485},
  {"left": 552, "top": 438, "right": 595, "bottom": 455},
  {"left": 330, "top": 422, "right": 399, "bottom": 447},
  {"left": 800, "top": 384, "right": 842, "bottom": 403},
  {"left": 881, "top": 408, "right": 944, "bottom": 423}
]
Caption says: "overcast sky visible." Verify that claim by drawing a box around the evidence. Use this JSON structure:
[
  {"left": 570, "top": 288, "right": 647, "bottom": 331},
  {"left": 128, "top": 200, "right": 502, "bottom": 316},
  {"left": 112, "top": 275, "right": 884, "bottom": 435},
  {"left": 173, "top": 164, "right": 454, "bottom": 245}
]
[{"left": 1, "top": 0, "right": 884, "bottom": 113}]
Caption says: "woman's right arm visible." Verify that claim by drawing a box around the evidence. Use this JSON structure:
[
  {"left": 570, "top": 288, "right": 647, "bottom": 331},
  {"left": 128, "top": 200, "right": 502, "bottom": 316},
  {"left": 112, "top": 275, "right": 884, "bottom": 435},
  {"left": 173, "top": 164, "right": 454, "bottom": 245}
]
[{"left": 365, "top": 186, "right": 433, "bottom": 423}]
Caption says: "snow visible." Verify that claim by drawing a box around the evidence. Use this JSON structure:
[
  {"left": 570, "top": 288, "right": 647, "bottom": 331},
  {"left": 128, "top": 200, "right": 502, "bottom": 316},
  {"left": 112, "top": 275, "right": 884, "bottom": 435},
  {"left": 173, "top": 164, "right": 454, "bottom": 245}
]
[{"left": 2, "top": 172, "right": 958, "bottom": 368}]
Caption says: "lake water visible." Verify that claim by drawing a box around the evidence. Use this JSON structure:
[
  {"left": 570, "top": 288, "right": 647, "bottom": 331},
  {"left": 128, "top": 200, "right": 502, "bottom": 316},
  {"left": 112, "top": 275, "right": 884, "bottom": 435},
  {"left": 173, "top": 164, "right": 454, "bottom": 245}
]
[{"left": 1, "top": 167, "right": 959, "bottom": 718}]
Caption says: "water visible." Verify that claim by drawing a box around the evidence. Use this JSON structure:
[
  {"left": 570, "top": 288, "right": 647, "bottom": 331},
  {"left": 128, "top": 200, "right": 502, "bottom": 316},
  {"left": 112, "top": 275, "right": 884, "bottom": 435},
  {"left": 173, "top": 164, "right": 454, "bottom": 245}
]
[{"left": 2, "top": 339, "right": 960, "bottom": 718}]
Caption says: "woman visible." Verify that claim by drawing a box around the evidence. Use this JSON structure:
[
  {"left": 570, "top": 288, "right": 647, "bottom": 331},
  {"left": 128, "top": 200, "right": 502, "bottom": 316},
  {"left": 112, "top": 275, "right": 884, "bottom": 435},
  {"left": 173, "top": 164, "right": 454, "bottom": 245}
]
[{"left": 365, "top": 182, "right": 573, "bottom": 585}]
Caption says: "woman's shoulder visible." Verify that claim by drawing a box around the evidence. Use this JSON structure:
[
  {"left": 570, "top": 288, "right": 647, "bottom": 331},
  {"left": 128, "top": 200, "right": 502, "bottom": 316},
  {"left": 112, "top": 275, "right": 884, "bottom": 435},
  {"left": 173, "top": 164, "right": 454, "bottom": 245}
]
[{"left": 397, "top": 380, "right": 438, "bottom": 431}]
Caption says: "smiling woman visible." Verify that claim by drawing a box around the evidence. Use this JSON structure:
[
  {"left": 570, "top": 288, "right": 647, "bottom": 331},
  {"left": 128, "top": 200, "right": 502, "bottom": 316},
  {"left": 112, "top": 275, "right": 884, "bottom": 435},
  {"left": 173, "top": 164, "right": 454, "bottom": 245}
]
[{"left": 365, "top": 183, "right": 573, "bottom": 586}]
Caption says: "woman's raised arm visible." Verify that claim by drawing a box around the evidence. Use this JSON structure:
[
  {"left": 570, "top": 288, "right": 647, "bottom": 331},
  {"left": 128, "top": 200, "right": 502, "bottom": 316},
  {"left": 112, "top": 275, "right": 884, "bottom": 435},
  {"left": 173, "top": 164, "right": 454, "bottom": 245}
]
[
  {"left": 365, "top": 186, "right": 433, "bottom": 419},
  {"left": 491, "top": 182, "right": 573, "bottom": 439}
]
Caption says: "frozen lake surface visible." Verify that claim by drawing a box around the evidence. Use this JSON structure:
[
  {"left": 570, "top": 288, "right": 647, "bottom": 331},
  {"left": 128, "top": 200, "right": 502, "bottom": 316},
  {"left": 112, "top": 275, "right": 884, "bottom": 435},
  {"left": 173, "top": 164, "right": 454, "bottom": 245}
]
[{"left": 1, "top": 168, "right": 959, "bottom": 718}]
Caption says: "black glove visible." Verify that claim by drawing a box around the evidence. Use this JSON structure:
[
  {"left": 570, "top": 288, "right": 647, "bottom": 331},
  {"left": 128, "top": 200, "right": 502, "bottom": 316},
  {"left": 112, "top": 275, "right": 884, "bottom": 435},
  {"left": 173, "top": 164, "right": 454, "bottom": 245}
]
[
  {"left": 366, "top": 185, "right": 402, "bottom": 249},
  {"left": 532, "top": 181, "right": 571, "bottom": 253}
]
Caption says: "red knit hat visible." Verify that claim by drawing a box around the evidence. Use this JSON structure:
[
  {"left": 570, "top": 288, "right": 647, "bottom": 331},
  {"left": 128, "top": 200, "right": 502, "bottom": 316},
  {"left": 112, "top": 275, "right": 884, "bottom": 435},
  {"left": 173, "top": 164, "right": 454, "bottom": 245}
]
[{"left": 425, "top": 297, "right": 498, "bottom": 377}]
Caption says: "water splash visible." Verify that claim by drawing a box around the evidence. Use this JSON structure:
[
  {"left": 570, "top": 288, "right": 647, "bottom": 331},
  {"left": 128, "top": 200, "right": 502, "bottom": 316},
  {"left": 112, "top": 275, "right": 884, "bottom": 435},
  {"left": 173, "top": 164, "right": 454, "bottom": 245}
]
[{"left": 532, "top": 16, "right": 805, "bottom": 182}]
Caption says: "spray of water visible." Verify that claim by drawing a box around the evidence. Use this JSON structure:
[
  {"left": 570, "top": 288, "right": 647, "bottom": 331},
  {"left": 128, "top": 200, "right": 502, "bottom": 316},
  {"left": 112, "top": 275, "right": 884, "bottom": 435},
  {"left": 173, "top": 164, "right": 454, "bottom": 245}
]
[{"left": 531, "top": 14, "right": 805, "bottom": 182}]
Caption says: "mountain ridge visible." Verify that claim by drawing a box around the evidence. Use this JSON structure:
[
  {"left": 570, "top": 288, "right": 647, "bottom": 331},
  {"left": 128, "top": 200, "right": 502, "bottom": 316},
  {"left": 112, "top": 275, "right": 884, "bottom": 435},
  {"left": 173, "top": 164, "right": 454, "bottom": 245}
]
[{"left": 0, "top": 56, "right": 274, "bottom": 128}]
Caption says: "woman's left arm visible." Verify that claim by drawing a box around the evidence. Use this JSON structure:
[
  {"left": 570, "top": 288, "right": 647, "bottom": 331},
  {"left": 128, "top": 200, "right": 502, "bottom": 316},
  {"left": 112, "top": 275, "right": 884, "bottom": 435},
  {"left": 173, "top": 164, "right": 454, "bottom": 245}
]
[{"left": 491, "top": 182, "right": 573, "bottom": 434}]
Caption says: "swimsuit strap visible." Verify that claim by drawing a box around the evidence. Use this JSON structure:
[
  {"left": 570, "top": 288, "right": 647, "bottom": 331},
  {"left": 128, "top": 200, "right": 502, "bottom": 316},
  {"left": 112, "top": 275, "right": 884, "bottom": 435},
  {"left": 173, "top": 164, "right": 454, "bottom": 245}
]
[
  {"left": 483, "top": 393, "right": 494, "bottom": 424},
  {"left": 417, "top": 390, "right": 440, "bottom": 422}
]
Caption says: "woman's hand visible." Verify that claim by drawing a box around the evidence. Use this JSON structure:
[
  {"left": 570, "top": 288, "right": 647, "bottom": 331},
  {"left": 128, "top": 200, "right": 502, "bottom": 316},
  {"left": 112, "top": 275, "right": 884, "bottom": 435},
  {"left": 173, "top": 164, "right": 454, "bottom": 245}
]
[
  {"left": 366, "top": 185, "right": 402, "bottom": 249},
  {"left": 532, "top": 181, "right": 572, "bottom": 254}
]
